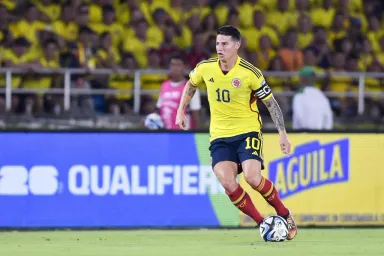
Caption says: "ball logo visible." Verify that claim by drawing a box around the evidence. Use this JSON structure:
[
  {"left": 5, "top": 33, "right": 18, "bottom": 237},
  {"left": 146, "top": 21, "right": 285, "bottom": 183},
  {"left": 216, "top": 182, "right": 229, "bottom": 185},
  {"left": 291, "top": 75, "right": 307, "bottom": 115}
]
[{"left": 232, "top": 78, "right": 241, "bottom": 88}]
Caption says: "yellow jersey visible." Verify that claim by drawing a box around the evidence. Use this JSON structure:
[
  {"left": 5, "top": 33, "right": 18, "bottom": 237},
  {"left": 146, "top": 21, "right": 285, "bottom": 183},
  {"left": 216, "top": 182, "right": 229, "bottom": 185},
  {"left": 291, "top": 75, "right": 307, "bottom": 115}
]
[{"left": 189, "top": 57, "right": 273, "bottom": 141}]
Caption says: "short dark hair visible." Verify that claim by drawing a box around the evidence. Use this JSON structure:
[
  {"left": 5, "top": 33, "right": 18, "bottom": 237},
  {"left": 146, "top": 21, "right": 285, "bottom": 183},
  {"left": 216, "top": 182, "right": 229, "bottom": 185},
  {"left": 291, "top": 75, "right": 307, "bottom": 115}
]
[
  {"left": 217, "top": 25, "right": 241, "bottom": 41},
  {"left": 13, "top": 37, "right": 30, "bottom": 47},
  {"left": 78, "top": 25, "right": 93, "bottom": 34},
  {"left": 25, "top": 3, "right": 36, "bottom": 11},
  {"left": 43, "top": 38, "right": 58, "bottom": 48},
  {"left": 102, "top": 4, "right": 114, "bottom": 14},
  {"left": 170, "top": 53, "right": 185, "bottom": 63}
]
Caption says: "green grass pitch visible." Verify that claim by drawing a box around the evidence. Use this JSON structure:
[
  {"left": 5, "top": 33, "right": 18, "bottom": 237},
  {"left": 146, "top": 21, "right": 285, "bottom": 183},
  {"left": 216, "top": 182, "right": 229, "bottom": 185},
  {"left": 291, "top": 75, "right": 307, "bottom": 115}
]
[{"left": 0, "top": 229, "right": 383, "bottom": 256}]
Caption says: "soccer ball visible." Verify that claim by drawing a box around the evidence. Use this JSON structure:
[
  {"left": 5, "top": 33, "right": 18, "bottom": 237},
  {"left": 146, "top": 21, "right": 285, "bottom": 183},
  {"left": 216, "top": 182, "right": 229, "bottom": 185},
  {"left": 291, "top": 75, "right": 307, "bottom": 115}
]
[
  {"left": 259, "top": 215, "right": 289, "bottom": 242},
  {"left": 144, "top": 113, "right": 164, "bottom": 130}
]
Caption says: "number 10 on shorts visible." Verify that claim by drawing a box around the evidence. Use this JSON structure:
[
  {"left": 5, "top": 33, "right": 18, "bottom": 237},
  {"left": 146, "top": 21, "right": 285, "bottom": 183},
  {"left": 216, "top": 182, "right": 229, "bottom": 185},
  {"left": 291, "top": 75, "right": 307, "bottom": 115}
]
[{"left": 245, "top": 137, "right": 262, "bottom": 157}]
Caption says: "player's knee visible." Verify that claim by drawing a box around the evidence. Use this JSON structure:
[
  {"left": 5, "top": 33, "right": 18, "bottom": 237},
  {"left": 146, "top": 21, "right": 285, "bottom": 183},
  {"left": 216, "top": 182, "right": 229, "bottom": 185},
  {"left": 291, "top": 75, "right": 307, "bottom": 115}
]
[
  {"left": 245, "top": 172, "right": 262, "bottom": 188},
  {"left": 242, "top": 159, "right": 263, "bottom": 187},
  {"left": 244, "top": 168, "right": 263, "bottom": 188},
  {"left": 220, "top": 179, "right": 238, "bottom": 192},
  {"left": 244, "top": 172, "right": 262, "bottom": 188}
]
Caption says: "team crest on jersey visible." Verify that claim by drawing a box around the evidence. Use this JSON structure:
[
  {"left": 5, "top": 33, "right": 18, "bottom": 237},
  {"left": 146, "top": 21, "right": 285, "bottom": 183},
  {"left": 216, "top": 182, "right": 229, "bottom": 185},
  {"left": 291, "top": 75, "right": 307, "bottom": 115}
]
[{"left": 232, "top": 78, "right": 242, "bottom": 88}]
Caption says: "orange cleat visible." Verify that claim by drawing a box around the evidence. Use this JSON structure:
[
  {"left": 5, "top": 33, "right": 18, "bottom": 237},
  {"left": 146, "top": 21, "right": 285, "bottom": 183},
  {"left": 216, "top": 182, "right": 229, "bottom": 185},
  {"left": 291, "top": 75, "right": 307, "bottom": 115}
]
[{"left": 286, "top": 210, "right": 297, "bottom": 240}]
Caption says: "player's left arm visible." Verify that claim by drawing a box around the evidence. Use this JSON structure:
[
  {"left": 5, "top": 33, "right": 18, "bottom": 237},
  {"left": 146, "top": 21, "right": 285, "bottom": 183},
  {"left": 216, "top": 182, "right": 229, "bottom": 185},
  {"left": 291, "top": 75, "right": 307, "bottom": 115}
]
[
  {"left": 251, "top": 73, "right": 291, "bottom": 154},
  {"left": 263, "top": 96, "right": 286, "bottom": 134}
]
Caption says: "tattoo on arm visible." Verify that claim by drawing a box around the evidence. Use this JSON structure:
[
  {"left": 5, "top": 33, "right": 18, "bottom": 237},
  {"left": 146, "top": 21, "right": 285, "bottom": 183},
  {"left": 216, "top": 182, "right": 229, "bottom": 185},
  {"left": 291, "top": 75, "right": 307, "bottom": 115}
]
[
  {"left": 188, "top": 86, "right": 197, "bottom": 97},
  {"left": 263, "top": 97, "right": 286, "bottom": 132},
  {"left": 179, "top": 81, "right": 197, "bottom": 112}
]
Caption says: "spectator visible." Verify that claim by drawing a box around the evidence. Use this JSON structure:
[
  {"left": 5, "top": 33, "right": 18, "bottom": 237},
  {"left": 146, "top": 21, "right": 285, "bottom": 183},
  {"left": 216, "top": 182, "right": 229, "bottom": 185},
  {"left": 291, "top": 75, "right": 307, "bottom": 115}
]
[
  {"left": 186, "top": 0, "right": 211, "bottom": 22},
  {"left": 305, "top": 26, "right": 332, "bottom": 69},
  {"left": 302, "top": 49, "right": 325, "bottom": 88},
  {"left": 328, "top": 52, "right": 350, "bottom": 92},
  {"left": 226, "top": 9, "right": 241, "bottom": 28},
  {"left": 186, "top": 13, "right": 201, "bottom": 34},
  {"left": 141, "top": 49, "right": 168, "bottom": 101},
  {"left": 311, "top": 0, "right": 335, "bottom": 29},
  {"left": 33, "top": 0, "right": 61, "bottom": 23},
  {"left": 267, "top": 56, "right": 292, "bottom": 117},
  {"left": 243, "top": 10, "right": 279, "bottom": 51},
  {"left": 213, "top": 0, "right": 239, "bottom": 26},
  {"left": 52, "top": 3, "right": 78, "bottom": 44},
  {"left": 358, "top": 38, "right": 375, "bottom": 70},
  {"left": 292, "top": 66, "right": 333, "bottom": 130},
  {"left": 329, "top": 13, "right": 347, "bottom": 47},
  {"left": 76, "top": 3, "right": 90, "bottom": 27},
  {"left": 150, "top": 8, "right": 170, "bottom": 45},
  {"left": 366, "top": 16, "right": 383, "bottom": 54},
  {"left": 94, "top": 32, "right": 120, "bottom": 69},
  {"left": 294, "top": 0, "right": 310, "bottom": 21},
  {"left": 201, "top": 13, "right": 218, "bottom": 40},
  {"left": 168, "top": 0, "right": 183, "bottom": 24},
  {"left": 257, "top": 35, "right": 275, "bottom": 71},
  {"left": 156, "top": 54, "right": 201, "bottom": 130},
  {"left": 23, "top": 39, "right": 60, "bottom": 116},
  {"left": 108, "top": 53, "right": 138, "bottom": 115},
  {"left": 158, "top": 25, "right": 182, "bottom": 68},
  {"left": 90, "top": 5, "right": 124, "bottom": 51},
  {"left": 266, "top": 0, "right": 296, "bottom": 35},
  {"left": 89, "top": 0, "right": 115, "bottom": 25},
  {"left": 68, "top": 26, "right": 94, "bottom": 69},
  {"left": 123, "top": 19, "right": 158, "bottom": 68},
  {"left": 279, "top": 29, "right": 304, "bottom": 71},
  {"left": 297, "top": 14, "right": 313, "bottom": 49},
  {"left": 239, "top": 0, "right": 262, "bottom": 28},
  {"left": 326, "top": 51, "right": 352, "bottom": 116},
  {"left": 9, "top": 3, "right": 48, "bottom": 50},
  {"left": 0, "top": 4, "right": 10, "bottom": 31},
  {"left": 115, "top": 0, "right": 139, "bottom": 25},
  {"left": 2, "top": 37, "right": 39, "bottom": 113},
  {"left": 185, "top": 31, "right": 210, "bottom": 69},
  {"left": 0, "top": 5, "right": 13, "bottom": 48}
]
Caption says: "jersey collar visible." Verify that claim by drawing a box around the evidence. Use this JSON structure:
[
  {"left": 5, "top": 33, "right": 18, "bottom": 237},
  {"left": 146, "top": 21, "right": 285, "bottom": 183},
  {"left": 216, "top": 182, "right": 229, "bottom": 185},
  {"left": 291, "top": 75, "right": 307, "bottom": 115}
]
[{"left": 217, "top": 55, "right": 240, "bottom": 76}]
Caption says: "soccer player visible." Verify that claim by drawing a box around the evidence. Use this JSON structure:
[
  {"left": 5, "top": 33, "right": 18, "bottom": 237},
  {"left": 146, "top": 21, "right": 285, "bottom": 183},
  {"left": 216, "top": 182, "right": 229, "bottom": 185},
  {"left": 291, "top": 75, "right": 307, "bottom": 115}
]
[{"left": 175, "top": 25, "right": 297, "bottom": 240}]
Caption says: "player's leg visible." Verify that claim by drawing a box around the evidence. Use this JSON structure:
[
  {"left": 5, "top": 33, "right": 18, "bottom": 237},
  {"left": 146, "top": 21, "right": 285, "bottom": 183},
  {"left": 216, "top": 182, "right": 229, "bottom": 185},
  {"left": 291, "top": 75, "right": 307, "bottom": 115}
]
[
  {"left": 210, "top": 141, "right": 264, "bottom": 225},
  {"left": 238, "top": 133, "right": 297, "bottom": 240}
]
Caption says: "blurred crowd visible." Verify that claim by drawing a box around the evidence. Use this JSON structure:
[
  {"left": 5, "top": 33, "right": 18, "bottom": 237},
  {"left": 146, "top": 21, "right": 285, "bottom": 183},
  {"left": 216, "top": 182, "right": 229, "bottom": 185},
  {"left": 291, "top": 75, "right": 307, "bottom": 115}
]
[{"left": 0, "top": 0, "right": 384, "bottom": 120}]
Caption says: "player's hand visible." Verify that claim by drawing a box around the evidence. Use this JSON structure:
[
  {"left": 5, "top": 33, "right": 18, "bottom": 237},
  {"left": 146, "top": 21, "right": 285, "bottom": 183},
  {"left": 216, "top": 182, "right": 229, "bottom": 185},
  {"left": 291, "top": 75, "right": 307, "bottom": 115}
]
[
  {"left": 175, "top": 111, "right": 187, "bottom": 130},
  {"left": 279, "top": 132, "right": 291, "bottom": 155}
]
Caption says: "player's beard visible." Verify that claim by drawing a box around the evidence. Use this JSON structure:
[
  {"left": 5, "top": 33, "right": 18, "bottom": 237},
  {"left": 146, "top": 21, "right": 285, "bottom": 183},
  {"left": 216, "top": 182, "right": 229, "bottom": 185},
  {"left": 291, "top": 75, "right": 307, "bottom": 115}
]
[{"left": 218, "top": 54, "right": 227, "bottom": 63}]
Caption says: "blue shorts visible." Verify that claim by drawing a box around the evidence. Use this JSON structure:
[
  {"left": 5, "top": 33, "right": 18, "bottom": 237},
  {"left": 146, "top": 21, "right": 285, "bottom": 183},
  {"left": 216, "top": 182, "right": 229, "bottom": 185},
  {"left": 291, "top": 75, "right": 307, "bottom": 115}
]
[{"left": 209, "top": 132, "right": 265, "bottom": 173}]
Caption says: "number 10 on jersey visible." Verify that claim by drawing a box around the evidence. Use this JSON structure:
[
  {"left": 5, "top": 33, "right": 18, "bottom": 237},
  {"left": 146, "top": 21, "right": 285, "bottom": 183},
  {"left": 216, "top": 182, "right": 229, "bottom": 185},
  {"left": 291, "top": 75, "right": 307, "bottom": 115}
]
[{"left": 216, "top": 88, "right": 230, "bottom": 102}]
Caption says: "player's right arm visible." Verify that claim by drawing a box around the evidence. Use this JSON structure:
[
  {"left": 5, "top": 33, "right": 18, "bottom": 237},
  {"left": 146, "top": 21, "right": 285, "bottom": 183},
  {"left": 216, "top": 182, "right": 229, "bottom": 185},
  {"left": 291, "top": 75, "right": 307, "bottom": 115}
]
[{"left": 176, "top": 66, "right": 203, "bottom": 130}]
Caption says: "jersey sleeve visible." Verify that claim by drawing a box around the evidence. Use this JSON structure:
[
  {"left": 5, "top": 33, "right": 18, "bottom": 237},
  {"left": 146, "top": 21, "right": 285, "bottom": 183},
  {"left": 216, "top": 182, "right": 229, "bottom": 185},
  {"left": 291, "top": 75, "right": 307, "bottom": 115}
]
[
  {"left": 250, "top": 71, "right": 273, "bottom": 101},
  {"left": 189, "top": 64, "right": 204, "bottom": 87}
]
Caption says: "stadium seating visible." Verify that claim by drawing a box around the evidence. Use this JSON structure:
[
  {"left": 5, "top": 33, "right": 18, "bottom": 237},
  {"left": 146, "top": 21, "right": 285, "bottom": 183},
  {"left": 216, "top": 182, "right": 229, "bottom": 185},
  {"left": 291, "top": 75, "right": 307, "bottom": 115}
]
[{"left": 0, "top": 0, "right": 383, "bottom": 120}]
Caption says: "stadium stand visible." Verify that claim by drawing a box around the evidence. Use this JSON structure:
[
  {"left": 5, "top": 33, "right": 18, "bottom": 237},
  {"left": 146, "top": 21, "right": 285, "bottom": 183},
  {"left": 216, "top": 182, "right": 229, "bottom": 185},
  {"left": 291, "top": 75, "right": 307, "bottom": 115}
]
[{"left": 0, "top": 0, "right": 383, "bottom": 128}]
